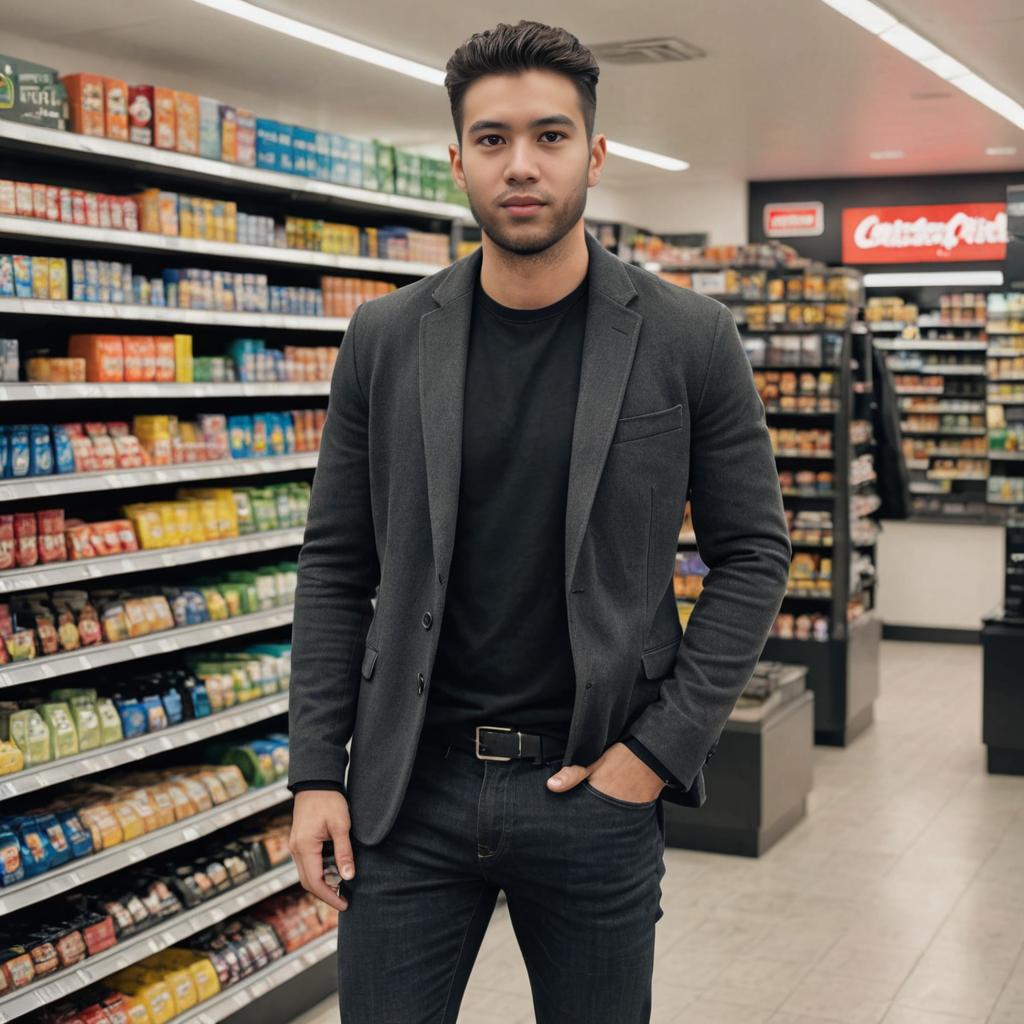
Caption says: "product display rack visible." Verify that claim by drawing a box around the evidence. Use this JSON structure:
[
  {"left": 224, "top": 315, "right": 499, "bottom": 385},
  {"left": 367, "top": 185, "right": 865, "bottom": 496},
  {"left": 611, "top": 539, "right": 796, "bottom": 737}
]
[
  {"left": 0, "top": 115, "right": 454, "bottom": 1023},
  {"left": 670, "top": 257, "right": 882, "bottom": 746},
  {"left": 0, "top": 860, "right": 298, "bottom": 1021}
]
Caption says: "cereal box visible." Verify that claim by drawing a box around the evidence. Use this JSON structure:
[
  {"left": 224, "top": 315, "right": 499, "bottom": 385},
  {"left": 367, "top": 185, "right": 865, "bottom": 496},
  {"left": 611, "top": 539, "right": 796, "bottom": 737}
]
[
  {"left": 104, "top": 78, "right": 129, "bottom": 140},
  {"left": 61, "top": 73, "right": 105, "bottom": 136}
]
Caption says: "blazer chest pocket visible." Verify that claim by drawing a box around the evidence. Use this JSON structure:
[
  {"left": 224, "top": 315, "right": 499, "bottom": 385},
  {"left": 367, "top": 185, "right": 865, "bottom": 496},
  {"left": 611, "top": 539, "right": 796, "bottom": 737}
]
[{"left": 612, "top": 404, "right": 683, "bottom": 445}]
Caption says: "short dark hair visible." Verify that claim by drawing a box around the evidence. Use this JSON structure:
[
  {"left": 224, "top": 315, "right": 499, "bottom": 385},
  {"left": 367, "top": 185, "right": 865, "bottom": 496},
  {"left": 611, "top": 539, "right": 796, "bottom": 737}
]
[{"left": 445, "top": 20, "right": 600, "bottom": 144}]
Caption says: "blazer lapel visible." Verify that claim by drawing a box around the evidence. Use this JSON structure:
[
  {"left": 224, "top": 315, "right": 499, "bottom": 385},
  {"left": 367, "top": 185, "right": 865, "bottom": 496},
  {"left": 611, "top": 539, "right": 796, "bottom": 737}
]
[
  {"left": 564, "top": 233, "right": 643, "bottom": 591},
  {"left": 419, "top": 246, "right": 481, "bottom": 582}
]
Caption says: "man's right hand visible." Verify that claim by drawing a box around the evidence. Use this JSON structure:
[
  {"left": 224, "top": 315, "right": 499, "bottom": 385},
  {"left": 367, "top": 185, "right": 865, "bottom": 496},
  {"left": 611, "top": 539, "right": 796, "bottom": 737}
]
[{"left": 289, "top": 790, "right": 355, "bottom": 913}]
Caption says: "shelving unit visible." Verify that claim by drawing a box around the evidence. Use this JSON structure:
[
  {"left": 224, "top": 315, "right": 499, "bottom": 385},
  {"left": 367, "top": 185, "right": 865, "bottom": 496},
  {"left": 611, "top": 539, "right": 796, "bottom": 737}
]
[
  {"left": 0, "top": 114, "right": 454, "bottom": 1022},
  {"left": 672, "top": 259, "right": 881, "bottom": 746}
]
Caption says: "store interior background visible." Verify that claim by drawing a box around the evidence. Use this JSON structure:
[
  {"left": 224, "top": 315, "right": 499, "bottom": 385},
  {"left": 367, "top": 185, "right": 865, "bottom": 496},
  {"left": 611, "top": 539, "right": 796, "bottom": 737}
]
[
  {"left": 10, "top": 0, "right": 1017, "bottom": 633},
  {"left": 2, "top": 0, "right": 1024, "bottom": 1022}
]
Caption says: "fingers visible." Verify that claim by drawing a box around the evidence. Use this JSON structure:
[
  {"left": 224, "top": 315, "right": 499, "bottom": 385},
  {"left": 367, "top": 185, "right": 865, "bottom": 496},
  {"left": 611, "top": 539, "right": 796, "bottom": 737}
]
[
  {"left": 289, "top": 794, "right": 351, "bottom": 913},
  {"left": 293, "top": 837, "right": 349, "bottom": 913},
  {"left": 546, "top": 763, "right": 590, "bottom": 792}
]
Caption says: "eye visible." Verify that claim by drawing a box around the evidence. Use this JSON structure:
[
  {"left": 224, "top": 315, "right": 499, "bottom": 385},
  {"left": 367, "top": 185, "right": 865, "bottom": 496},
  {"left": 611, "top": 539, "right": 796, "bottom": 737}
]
[
  {"left": 478, "top": 135, "right": 504, "bottom": 146},
  {"left": 540, "top": 131, "right": 566, "bottom": 143}
]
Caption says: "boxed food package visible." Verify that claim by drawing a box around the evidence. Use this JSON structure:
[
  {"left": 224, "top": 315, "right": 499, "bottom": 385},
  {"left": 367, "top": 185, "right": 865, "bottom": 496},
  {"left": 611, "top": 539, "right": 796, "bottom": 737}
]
[
  {"left": 128, "top": 84, "right": 154, "bottom": 145},
  {"left": 0, "top": 54, "right": 68, "bottom": 130},
  {"left": 236, "top": 108, "right": 256, "bottom": 167},
  {"left": 198, "top": 97, "right": 221, "bottom": 160},
  {"left": 174, "top": 91, "right": 199, "bottom": 155},
  {"left": 61, "top": 73, "right": 105, "bottom": 136},
  {"left": 69, "top": 335, "right": 124, "bottom": 382},
  {"left": 103, "top": 78, "right": 129, "bottom": 140},
  {"left": 153, "top": 86, "right": 176, "bottom": 149},
  {"left": 219, "top": 104, "right": 237, "bottom": 162}
]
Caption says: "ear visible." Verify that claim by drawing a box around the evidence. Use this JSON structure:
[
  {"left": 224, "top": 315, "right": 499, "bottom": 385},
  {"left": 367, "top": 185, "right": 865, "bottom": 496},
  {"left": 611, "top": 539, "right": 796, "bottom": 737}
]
[
  {"left": 588, "top": 133, "right": 607, "bottom": 188},
  {"left": 449, "top": 142, "right": 467, "bottom": 194}
]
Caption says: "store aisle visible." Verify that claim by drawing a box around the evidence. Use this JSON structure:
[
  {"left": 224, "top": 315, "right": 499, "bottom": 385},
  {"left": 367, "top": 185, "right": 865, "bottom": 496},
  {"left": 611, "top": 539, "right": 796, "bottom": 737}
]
[{"left": 292, "top": 640, "right": 1024, "bottom": 1024}]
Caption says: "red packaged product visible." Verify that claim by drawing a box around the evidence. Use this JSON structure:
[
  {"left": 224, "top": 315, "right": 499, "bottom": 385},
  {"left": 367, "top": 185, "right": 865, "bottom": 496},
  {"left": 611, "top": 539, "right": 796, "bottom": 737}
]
[
  {"left": 91, "top": 436, "right": 117, "bottom": 471},
  {"left": 59, "top": 187, "right": 73, "bottom": 222},
  {"left": 14, "top": 180, "right": 32, "bottom": 217},
  {"left": 122, "top": 197, "right": 139, "bottom": 232},
  {"left": 113, "top": 520, "right": 139, "bottom": 552},
  {"left": 88, "top": 522, "right": 122, "bottom": 557},
  {"left": 69, "top": 436, "right": 98, "bottom": 473},
  {"left": 97, "top": 194, "right": 111, "bottom": 229},
  {"left": 65, "top": 522, "right": 97, "bottom": 560},
  {"left": 84, "top": 192, "right": 99, "bottom": 228},
  {"left": 109, "top": 196, "right": 124, "bottom": 230},
  {"left": 82, "top": 914, "right": 116, "bottom": 955},
  {"left": 45, "top": 186, "right": 60, "bottom": 221},
  {"left": 37, "top": 509, "right": 68, "bottom": 564},
  {"left": 71, "top": 190, "right": 87, "bottom": 226},
  {"left": 32, "top": 182, "right": 47, "bottom": 219},
  {"left": 14, "top": 513, "right": 38, "bottom": 568},
  {"left": 128, "top": 85, "right": 154, "bottom": 146},
  {"left": 0, "top": 516, "right": 13, "bottom": 571}
]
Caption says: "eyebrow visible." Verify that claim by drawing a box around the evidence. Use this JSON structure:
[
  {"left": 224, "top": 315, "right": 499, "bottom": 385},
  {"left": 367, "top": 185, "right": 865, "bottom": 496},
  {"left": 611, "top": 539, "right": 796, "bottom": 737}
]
[{"left": 467, "top": 114, "right": 577, "bottom": 134}]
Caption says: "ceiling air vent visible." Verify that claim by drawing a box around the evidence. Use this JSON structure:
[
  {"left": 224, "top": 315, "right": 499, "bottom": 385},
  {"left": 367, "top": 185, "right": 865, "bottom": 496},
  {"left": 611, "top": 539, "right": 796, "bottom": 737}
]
[{"left": 588, "top": 37, "right": 707, "bottom": 65}]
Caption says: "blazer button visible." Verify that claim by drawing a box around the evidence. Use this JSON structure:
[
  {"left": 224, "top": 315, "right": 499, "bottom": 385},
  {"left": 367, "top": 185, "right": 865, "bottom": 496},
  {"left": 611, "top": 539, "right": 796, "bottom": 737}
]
[
  {"left": 421, "top": 612, "right": 432, "bottom": 629},
  {"left": 417, "top": 673, "right": 425, "bottom": 694}
]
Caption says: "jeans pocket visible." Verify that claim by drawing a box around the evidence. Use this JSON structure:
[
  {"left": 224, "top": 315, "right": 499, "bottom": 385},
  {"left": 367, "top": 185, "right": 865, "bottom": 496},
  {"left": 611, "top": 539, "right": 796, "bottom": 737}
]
[{"left": 582, "top": 779, "right": 658, "bottom": 810}]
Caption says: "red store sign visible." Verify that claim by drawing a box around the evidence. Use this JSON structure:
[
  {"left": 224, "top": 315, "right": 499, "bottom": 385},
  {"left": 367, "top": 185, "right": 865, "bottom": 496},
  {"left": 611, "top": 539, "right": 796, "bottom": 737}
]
[{"left": 842, "top": 202, "right": 1007, "bottom": 264}]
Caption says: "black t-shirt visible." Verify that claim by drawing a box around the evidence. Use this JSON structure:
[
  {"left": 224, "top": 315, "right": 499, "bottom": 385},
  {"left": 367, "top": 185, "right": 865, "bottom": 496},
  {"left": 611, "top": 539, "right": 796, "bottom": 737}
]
[{"left": 422, "top": 272, "right": 589, "bottom": 741}]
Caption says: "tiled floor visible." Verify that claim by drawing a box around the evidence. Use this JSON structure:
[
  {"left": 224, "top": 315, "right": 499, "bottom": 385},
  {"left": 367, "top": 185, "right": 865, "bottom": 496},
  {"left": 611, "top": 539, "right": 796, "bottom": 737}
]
[{"left": 291, "top": 640, "right": 1024, "bottom": 1024}]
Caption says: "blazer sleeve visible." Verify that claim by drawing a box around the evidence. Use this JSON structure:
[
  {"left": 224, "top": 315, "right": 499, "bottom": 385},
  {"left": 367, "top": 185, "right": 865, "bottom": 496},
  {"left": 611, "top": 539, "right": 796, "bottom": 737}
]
[
  {"left": 624, "top": 303, "right": 792, "bottom": 790},
  {"left": 287, "top": 301, "right": 380, "bottom": 793}
]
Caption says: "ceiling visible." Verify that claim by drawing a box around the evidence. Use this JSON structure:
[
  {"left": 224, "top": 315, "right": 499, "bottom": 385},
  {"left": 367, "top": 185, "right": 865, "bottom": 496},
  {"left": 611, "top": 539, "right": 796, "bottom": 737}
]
[{"left": 3, "top": 0, "right": 1023, "bottom": 190}]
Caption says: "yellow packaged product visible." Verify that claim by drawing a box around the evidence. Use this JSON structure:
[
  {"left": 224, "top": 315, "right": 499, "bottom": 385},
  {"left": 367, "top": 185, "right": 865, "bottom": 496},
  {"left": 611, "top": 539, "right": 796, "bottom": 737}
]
[
  {"left": 214, "top": 762, "right": 248, "bottom": 800},
  {"left": 0, "top": 739, "right": 25, "bottom": 775},
  {"left": 156, "top": 503, "right": 181, "bottom": 549},
  {"left": 146, "top": 595, "right": 176, "bottom": 631},
  {"left": 124, "top": 504, "right": 166, "bottom": 549},
  {"left": 155, "top": 779, "right": 197, "bottom": 820},
  {"left": 163, "top": 966, "right": 199, "bottom": 1013},
  {"left": 131, "top": 980, "right": 176, "bottom": 1024},
  {"left": 124, "top": 787, "right": 162, "bottom": 832},
  {"left": 77, "top": 802, "right": 124, "bottom": 849},
  {"left": 173, "top": 773, "right": 214, "bottom": 812},
  {"left": 143, "top": 784, "right": 177, "bottom": 828},
  {"left": 108, "top": 796, "right": 146, "bottom": 840},
  {"left": 117, "top": 994, "right": 154, "bottom": 1024},
  {"left": 149, "top": 949, "right": 221, "bottom": 1001},
  {"left": 195, "top": 769, "right": 230, "bottom": 805},
  {"left": 173, "top": 334, "right": 193, "bottom": 382}
]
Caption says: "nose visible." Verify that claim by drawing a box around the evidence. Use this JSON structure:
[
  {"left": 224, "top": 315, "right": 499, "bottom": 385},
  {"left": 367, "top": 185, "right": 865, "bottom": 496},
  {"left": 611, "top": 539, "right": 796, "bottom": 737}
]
[{"left": 503, "top": 138, "right": 540, "bottom": 186}]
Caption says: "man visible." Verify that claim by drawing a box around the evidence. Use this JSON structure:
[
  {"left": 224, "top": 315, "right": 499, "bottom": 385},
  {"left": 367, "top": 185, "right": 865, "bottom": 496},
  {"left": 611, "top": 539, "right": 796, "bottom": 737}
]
[{"left": 288, "top": 19, "right": 790, "bottom": 1023}]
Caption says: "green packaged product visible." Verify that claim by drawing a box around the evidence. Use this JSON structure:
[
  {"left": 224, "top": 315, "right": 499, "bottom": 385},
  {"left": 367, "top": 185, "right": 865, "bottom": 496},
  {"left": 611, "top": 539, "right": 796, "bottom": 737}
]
[
  {"left": 224, "top": 572, "right": 261, "bottom": 612},
  {"left": 217, "top": 583, "right": 245, "bottom": 618},
  {"left": 39, "top": 702, "right": 79, "bottom": 758},
  {"left": 95, "top": 698, "right": 124, "bottom": 745},
  {"left": 199, "top": 586, "right": 229, "bottom": 620},
  {"left": 69, "top": 699, "right": 102, "bottom": 751},
  {"left": 50, "top": 687, "right": 97, "bottom": 704},
  {"left": 250, "top": 488, "right": 278, "bottom": 533},
  {"left": 232, "top": 491, "right": 255, "bottom": 535},
  {"left": 6, "top": 708, "right": 53, "bottom": 765}
]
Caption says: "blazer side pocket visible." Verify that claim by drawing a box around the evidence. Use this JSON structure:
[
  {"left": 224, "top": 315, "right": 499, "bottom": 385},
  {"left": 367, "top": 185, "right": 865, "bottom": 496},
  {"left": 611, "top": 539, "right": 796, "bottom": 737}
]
[
  {"left": 360, "top": 645, "right": 378, "bottom": 680},
  {"left": 612, "top": 404, "right": 683, "bottom": 445}
]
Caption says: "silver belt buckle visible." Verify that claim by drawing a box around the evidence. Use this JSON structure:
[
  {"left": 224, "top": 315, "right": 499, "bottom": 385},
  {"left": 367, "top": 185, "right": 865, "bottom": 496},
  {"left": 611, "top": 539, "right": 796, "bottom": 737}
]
[{"left": 475, "top": 725, "right": 519, "bottom": 761}]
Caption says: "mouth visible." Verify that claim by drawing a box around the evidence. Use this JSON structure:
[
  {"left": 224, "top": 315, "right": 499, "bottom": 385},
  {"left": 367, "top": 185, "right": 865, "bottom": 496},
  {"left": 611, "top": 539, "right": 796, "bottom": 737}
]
[{"left": 501, "top": 199, "right": 546, "bottom": 218}]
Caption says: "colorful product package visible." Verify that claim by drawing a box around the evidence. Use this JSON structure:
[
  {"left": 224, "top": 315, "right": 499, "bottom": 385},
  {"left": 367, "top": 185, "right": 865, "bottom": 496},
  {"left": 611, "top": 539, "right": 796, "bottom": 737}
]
[
  {"left": 12, "top": 254, "right": 31, "bottom": 297},
  {"left": 103, "top": 78, "right": 129, "bottom": 140},
  {"left": 174, "top": 91, "right": 199, "bottom": 155},
  {"left": 61, "top": 73, "right": 105, "bottom": 136},
  {"left": 198, "top": 97, "right": 220, "bottom": 159},
  {"left": 128, "top": 84, "right": 154, "bottom": 145},
  {"left": 152, "top": 86, "right": 176, "bottom": 149}
]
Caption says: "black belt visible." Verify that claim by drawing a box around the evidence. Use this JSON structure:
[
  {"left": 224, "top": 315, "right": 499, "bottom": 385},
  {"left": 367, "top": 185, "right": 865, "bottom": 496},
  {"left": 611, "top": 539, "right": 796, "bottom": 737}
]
[{"left": 423, "top": 724, "right": 568, "bottom": 765}]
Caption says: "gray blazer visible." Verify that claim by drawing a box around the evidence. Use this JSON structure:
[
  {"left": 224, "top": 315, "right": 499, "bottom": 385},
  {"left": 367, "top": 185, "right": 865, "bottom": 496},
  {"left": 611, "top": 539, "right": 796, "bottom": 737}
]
[{"left": 287, "top": 229, "right": 792, "bottom": 846}]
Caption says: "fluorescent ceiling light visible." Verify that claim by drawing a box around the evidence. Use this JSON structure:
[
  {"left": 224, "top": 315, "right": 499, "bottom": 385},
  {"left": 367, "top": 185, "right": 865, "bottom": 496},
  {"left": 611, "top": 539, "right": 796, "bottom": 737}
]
[
  {"left": 605, "top": 140, "right": 689, "bottom": 172},
  {"left": 190, "top": 0, "right": 688, "bottom": 172},
  {"left": 986, "top": 146, "right": 1017, "bottom": 156},
  {"left": 864, "top": 270, "right": 1004, "bottom": 288},
  {"left": 818, "top": 0, "right": 896, "bottom": 35},
  {"left": 870, "top": 149, "right": 905, "bottom": 159},
  {"left": 819, "top": 0, "right": 1024, "bottom": 132}
]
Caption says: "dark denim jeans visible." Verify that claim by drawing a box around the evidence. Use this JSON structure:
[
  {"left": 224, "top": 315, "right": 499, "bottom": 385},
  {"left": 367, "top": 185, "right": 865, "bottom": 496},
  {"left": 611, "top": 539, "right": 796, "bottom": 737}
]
[{"left": 337, "top": 732, "right": 667, "bottom": 1023}]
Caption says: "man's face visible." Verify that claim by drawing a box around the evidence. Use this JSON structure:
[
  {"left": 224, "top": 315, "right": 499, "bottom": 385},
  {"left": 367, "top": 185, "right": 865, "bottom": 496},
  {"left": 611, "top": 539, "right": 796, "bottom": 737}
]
[{"left": 449, "top": 69, "right": 605, "bottom": 256}]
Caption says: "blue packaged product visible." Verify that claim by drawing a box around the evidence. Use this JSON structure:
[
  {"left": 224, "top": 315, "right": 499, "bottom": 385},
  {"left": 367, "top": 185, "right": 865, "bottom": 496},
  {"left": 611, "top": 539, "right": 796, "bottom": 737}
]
[
  {"left": 282, "top": 413, "right": 296, "bottom": 454},
  {"left": 13, "top": 815, "right": 55, "bottom": 877},
  {"left": 0, "top": 427, "right": 8, "bottom": 478},
  {"left": 71, "top": 258, "right": 86, "bottom": 300},
  {"left": 51, "top": 424, "right": 76, "bottom": 474},
  {"left": 276, "top": 123, "right": 294, "bottom": 174},
  {"left": 33, "top": 813, "right": 73, "bottom": 867},
  {"left": 8, "top": 425, "right": 30, "bottom": 477},
  {"left": 0, "top": 826, "right": 24, "bottom": 886},
  {"left": 255, "top": 119, "right": 278, "bottom": 170},
  {"left": 161, "top": 686, "right": 183, "bottom": 725},
  {"left": 12, "top": 255, "right": 32, "bottom": 297},
  {"left": 141, "top": 693, "right": 167, "bottom": 731},
  {"left": 114, "top": 696, "right": 147, "bottom": 738},
  {"left": 187, "top": 677, "right": 212, "bottom": 718},
  {"left": 55, "top": 809, "right": 93, "bottom": 859},
  {"left": 228, "top": 415, "right": 252, "bottom": 459},
  {"left": 151, "top": 279, "right": 165, "bottom": 306},
  {"left": 184, "top": 588, "right": 210, "bottom": 624},
  {"left": 30, "top": 424, "right": 53, "bottom": 476}
]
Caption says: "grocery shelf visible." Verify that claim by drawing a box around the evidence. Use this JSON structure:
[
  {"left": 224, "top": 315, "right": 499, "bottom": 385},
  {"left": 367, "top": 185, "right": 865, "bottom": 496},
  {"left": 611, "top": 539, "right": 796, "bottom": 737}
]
[
  {"left": 927, "top": 473, "right": 989, "bottom": 482},
  {"left": 0, "top": 605, "right": 294, "bottom": 688},
  {"left": 0, "top": 862, "right": 299, "bottom": 1022},
  {"left": 989, "top": 376, "right": 1024, "bottom": 383},
  {"left": 874, "top": 340, "right": 987, "bottom": 352},
  {"left": 0, "top": 381, "right": 331, "bottom": 401},
  {"left": 866, "top": 321, "right": 911, "bottom": 332},
  {"left": 906, "top": 459, "right": 930, "bottom": 470},
  {"left": 0, "top": 780, "right": 290, "bottom": 914},
  {"left": 0, "top": 297, "right": 350, "bottom": 331},
  {"left": 174, "top": 930, "right": 337, "bottom": 1024},
  {"left": 918, "top": 366, "right": 986, "bottom": 376},
  {"left": 988, "top": 349, "right": 1024, "bottom": 358},
  {"left": 897, "top": 402, "right": 986, "bottom": 414},
  {"left": 773, "top": 450, "right": 835, "bottom": 460},
  {"left": 0, "top": 119, "right": 475, "bottom": 224},
  {"left": 0, "top": 694, "right": 288, "bottom": 800},
  {"left": 0, "top": 215, "right": 447, "bottom": 277},
  {"left": 895, "top": 387, "right": 946, "bottom": 396},
  {"left": 987, "top": 327, "right": 1024, "bottom": 336},
  {"left": 0, "top": 528, "right": 304, "bottom": 594},
  {"left": 988, "top": 396, "right": 1024, "bottom": 405},
  {"left": 990, "top": 497, "right": 1024, "bottom": 506},
  {"left": 990, "top": 451, "right": 1024, "bottom": 461},
  {"left": 917, "top": 317, "right": 986, "bottom": 329},
  {"left": 0, "top": 452, "right": 318, "bottom": 502},
  {"left": 900, "top": 427, "right": 987, "bottom": 437}
]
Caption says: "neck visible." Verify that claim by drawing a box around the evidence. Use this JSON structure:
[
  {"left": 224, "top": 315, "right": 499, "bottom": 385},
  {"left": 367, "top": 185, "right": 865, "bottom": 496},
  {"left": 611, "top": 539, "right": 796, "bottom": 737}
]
[{"left": 478, "top": 220, "right": 589, "bottom": 309}]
